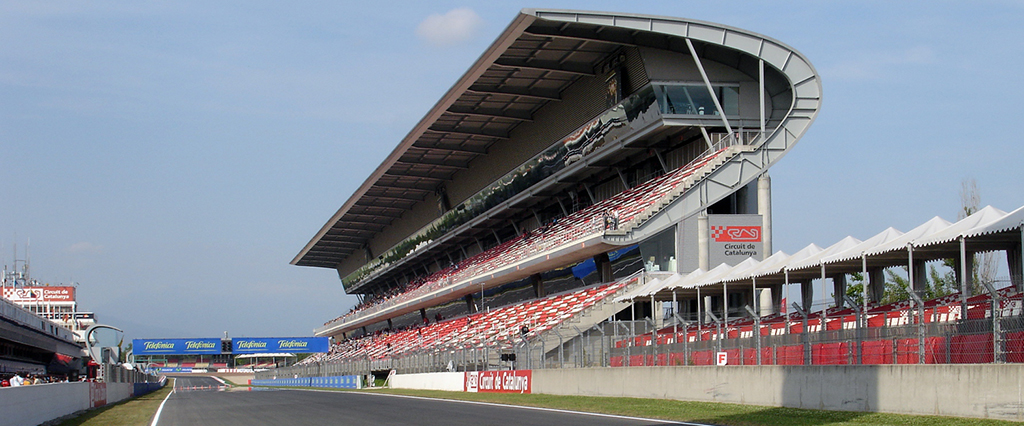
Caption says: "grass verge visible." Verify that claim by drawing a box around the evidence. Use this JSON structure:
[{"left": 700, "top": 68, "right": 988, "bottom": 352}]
[
  {"left": 356, "top": 387, "right": 1020, "bottom": 426},
  {"left": 55, "top": 382, "right": 171, "bottom": 426}
]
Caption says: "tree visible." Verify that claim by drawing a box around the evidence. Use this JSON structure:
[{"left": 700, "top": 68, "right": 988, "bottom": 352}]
[
  {"left": 960, "top": 178, "right": 996, "bottom": 293},
  {"left": 845, "top": 272, "right": 865, "bottom": 307}
]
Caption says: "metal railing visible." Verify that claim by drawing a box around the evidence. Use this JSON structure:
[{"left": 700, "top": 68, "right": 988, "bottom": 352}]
[{"left": 264, "top": 284, "right": 1024, "bottom": 382}]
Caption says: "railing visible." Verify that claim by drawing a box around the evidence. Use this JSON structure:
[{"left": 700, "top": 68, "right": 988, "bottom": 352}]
[
  {"left": 273, "top": 285, "right": 1024, "bottom": 381},
  {"left": 610, "top": 130, "right": 761, "bottom": 235}
]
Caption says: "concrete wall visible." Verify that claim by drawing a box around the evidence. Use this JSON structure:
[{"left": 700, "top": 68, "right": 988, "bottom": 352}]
[
  {"left": 0, "top": 381, "right": 152, "bottom": 426},
  {"left": 390, "top": 372, "right": 464, "bottom": 392},
  {"left": 0, "top": 382, "right": 92, "bottom": 426},
  {"left": 533, "top": 365, "right": 1024, "bottom": 421}
]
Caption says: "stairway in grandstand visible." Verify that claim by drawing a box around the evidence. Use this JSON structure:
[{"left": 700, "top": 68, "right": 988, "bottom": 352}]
[
  {"left": 523, "top": 275, "right": 642, "bottom": 365},
  {"left": 605, "top": 143, "right": 755, "bottom": 237}
]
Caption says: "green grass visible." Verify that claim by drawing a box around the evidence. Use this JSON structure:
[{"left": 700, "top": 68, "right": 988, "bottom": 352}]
[
  {"left": 357, "top": 388, "right": 1020, "bottom": 426},
  {"left": 56, "top": 382, "right": 171, "bottom": 426}
]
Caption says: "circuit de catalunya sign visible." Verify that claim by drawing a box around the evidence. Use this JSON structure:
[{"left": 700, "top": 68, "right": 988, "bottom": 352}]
[{"left": 464, "top": 370, "right": 531, "bottom": 393}]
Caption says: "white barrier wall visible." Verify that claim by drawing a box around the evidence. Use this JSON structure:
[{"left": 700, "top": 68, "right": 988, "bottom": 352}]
[
  {"left": 1, "top": 383, "right": 91, "bottom": 426},
  {"left": 0, "top": 382, "right": 140, "bottom": 426},
  {"left": 533, "top": 365, "right": 1024, "bottom": 421},
  {"left": 390, "top": 372, "right": 465, "bottom": 392}
]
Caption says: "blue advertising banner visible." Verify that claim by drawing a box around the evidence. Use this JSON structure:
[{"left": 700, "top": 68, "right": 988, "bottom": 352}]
[
  {"left": 156, "top": 367, "right": 193, "bottom": 373},
  {"left": 232, "top": 337, "right": 329, "bottom": 354},
  {"left": 133, "top": 338, "right": 222, "bottom": 355},
  {"left": 251, "top": 375, "right": 361, "bottom": 389}
]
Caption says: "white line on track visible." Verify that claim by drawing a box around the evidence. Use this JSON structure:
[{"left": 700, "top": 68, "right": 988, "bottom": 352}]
[
  {"left": 299, "top": 388, "right": 715, "bottom": 426},
  {"left": 150, "top": 378, "right": 175, "bottom": 426}
]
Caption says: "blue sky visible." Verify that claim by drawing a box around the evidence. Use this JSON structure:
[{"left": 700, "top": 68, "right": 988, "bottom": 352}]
[{"left": 2, "top": 1, "right": 1022, "bottom": 340}]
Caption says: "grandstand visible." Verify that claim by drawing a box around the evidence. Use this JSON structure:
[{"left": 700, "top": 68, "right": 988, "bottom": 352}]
[{"left": 291, "top": 9, "right": 821, "bottom": 371}]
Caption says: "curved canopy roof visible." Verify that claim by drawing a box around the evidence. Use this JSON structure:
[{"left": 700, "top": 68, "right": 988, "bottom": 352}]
[{"left": 293, "top": 9, "right": 821, "bottom": 270}]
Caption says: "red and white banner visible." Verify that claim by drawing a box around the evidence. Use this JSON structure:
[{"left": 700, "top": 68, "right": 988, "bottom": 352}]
[
  {"left": 465, "top": 370, "right": 531, "bottom": 394},
  {"left": 89, "top": 382, "right": 107, "bottom": 407},
  {"left": 2, "top": 286, "right": 76, "bottom": 303},
  {"left": 710, "top": 225, "right": 762, "bottom": 242}
]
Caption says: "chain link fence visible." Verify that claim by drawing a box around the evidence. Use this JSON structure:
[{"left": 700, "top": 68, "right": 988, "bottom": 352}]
[{"left": 260, "top": 286, "right": 1024, "bottom": 381}]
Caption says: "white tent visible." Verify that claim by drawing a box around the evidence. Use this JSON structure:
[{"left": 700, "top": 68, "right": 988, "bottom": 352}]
[
  {"left": 863, "top": 216, "right": 954, "bottom": 257},
  {"left": 819, "top": 227, "right": 905, "bottom": 265},
  {"left": 914, "top": 205, "right": 1010, "bottom": 247}
]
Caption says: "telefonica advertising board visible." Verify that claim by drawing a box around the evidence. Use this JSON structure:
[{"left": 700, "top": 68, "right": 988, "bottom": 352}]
[
  {"left": 232, "top": 337, "right": 329, "bottom": 354},
  {"left": 133, "top": 338, "right": 221, "bottom": 355}
]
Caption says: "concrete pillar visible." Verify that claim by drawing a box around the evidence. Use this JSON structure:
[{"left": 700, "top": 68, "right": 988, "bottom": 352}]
[
  {"left": 420, "top": 308, "right": 428, "bottom": 322},
  {"left": 1007, "top": 242, "right": 1023, "bottom": 291},
  {"left": 698, "top": 212, "right": 710, "bottom": 270},
  {"left": 464, "top": 294, "right": 476, "bottom": 313},
  {"left": 770, "top": 284, "right": 783, "bottom": 314},
  {"left": 594, "top": 252, "right": 612, "bottom": 283},
  {"left": 912, "top": 259, "right": 928, "bottom": 294},
  {"left": 760, "top": 287, "right": 775, "bottom": 316},
  {"left": 387, "top": 318, "right": 393, "bottom": 330},
  {"left": 757, "top": 173, "right": 772, "bottom": 260},
  {"left": 800, "top": 280, "right": 814, "bottom": 312},
  {"left": 703, "top": 295, "right": 714, "bottom": 324},
  {"left": 832, "top": 274, "right": 847, "bottom": 308},
  {"left": 868, "top": 268, "right": 885, "bottom": 303},
  {"left": 531, "top": 273, "right": 545, "bottom": 298},
  {"left": 652, "top": 297, "right": 664, "bottom": 328}
]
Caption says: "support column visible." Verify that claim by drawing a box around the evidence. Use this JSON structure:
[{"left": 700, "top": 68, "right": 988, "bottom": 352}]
[
  {"left": 760, "top": 286, "right": 775, "bottom": 316},
  {"left": 1007, "top": 235, "right": 1023, "bottom": 291},
  {"left": 832, "top": 274, "right": 847, "bottom": 308},
  {"left": 912, "top": 259, "right": 928, "bottom": 295},
  {"left": 594, "top": 252, "right": 612, "bottom": 283},
  {"left": 698, "top": 212, "right": 710, "bottom": 271},
  {"left": 387, "top": 318, "right": 393, "bottom": 330},
  {"left": 420, "top": 308, "right": 428, "bottom": 322},
  {"left": 770, "top": 284, "right": 783, "bottom": 315},
  {"left": 964, "top": 252, "right": 976, "bottom": 297},
  {"left": 531, "top": 273, "right": 545, "bottom": 298},
  {"left": 703, "top": 295, "right": 714, "bottom": 324},
  {"left": 464, "top": 294, "right": 476, "bottom": 313},
  {"left": 653, "top": 296, "right": 664, "bottom": 329},
  {"left": 757, "top": 173, "right": 772, "bottom": 260},
  {"left": 800, "top": 280, "right": 814, "bottom": 312},
  {"left": 747, "top": 287, "right": 758, "bottom": 317},
  {"left": 868, "top": 268, "right": 886, "bottom": 303}
]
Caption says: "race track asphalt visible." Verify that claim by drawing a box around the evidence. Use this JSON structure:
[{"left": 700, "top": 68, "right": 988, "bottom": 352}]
[{"left": 154, "top": 378, "right": 699, "bottom": 426}]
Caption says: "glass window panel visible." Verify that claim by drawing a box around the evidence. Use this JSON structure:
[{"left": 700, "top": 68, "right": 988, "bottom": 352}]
[{"left": 656, "top": 84, "right": 739, "bottom": 116}]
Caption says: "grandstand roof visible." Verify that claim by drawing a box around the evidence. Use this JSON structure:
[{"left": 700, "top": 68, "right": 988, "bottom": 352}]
[{"left": 293, "top": 8, "right": 820, "bottom": 270}]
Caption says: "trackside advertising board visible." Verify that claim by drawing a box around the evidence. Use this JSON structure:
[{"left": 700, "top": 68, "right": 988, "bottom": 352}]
[
  {"left": 464, "top": 370, "right": 531, "bottom": 393},
  {"left": 133, "top": 338, "right": 221, "bottom": 355},
  {"left": 232, "top": 337, "right": 329, "bottom": 354}
]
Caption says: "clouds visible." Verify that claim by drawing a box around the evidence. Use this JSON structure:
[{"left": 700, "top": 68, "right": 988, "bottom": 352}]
[
  {"left": 415, "top": 8, "right": 484, "bottom": 47},
  {"left": 66, "top": 242, "right": 103, "bottom": 255},
  {"left": 823, "top": 45, "right": 937, "bottom": 81}
]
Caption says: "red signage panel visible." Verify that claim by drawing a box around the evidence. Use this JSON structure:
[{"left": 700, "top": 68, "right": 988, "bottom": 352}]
[
  {"left": 465, "top": 370, "right": 531, "bottom": 394},
  {"left": 710, "top": 226, "right": 762, "bottom": 242}
]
